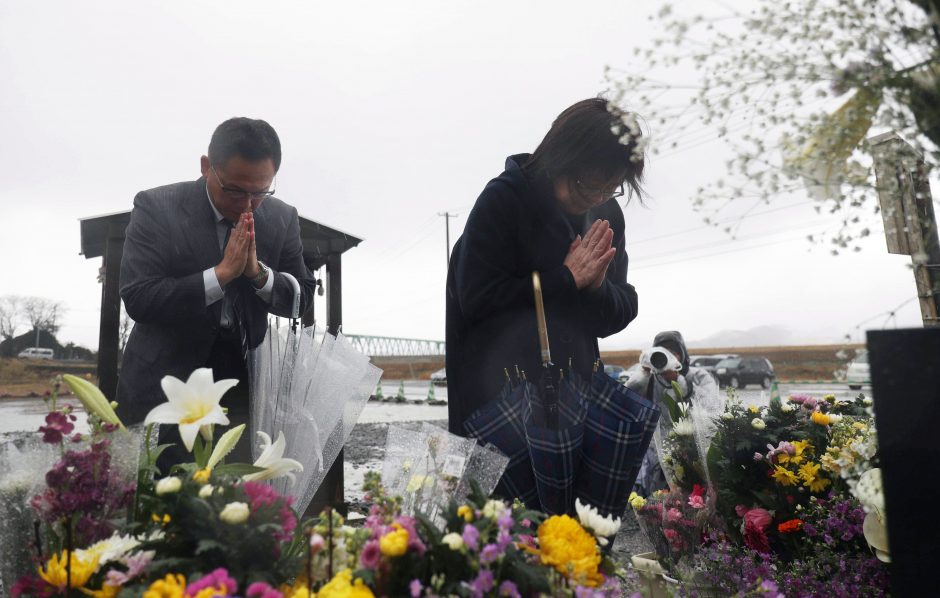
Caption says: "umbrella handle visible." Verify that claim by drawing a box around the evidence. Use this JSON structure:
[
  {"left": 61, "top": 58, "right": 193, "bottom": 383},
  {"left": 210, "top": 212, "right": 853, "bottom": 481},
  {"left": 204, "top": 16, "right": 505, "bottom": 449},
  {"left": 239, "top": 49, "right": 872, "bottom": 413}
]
[{"left": 531, "top": 271, "right": 552, "bottom": 366}]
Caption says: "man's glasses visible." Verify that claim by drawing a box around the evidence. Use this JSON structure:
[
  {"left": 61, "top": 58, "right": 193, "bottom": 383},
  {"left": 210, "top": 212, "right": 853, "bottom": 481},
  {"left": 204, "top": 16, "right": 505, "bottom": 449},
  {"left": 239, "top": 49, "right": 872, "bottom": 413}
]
[
  {"left": 575, "top": 178, "right": 624, "bottom": 202},
  {"left": 211, "top": 166, "right": 276, "bottom": 203}
]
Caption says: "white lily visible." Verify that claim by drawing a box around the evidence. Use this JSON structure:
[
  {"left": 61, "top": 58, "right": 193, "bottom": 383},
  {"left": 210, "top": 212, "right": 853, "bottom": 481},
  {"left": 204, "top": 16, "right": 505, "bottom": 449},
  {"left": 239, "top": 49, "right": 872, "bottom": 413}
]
[
  {"left": 575, "top": 498, "right": 622, "bottom": 540},
  {"left": 144, "top": 368, "right": 237, "bottom": 452},
  {"left": 243, "top": 431, "right": 304, "bottom": 486}
]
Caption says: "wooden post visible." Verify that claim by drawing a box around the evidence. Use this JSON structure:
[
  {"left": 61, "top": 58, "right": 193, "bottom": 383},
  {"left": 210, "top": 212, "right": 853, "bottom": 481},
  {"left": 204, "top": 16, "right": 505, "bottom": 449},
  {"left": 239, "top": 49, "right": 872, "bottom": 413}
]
[
  {"left": 869, "top": 132, "right": 940, "bottom": 327},
  {"left": 308, "top": 253, "right": 346, "bottom": 516},
  {"left": 97, "top": 223, "right": 124, "bottom": 399}
]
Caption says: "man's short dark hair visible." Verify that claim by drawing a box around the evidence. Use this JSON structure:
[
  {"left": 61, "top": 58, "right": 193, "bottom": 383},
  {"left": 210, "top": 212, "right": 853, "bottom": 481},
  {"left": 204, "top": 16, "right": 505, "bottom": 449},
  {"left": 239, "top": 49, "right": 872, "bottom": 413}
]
[{"left": 208, "top": 117, "right": 282, "bottom": 173}]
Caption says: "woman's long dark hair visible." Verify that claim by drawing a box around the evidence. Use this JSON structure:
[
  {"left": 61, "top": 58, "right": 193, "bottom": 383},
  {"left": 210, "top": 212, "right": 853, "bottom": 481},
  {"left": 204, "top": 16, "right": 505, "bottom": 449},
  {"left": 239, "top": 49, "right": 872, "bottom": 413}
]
[{"left": 523, "top": 98, "right": 645, "bottom": 199}]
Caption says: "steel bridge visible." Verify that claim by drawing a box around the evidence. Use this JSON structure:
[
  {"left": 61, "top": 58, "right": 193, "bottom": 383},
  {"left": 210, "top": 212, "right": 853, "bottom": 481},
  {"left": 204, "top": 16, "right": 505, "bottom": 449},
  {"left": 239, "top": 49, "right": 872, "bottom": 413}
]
[{"left": 346, "top": 334, "right": 445, "bottom": 357}]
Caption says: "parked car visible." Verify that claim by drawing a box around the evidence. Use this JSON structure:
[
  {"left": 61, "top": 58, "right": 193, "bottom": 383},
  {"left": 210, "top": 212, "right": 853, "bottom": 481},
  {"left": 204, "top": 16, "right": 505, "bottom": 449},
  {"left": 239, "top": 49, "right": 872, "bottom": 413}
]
[
  {"left": 846, "top": 350, "right": 870, "bottom": 390},
  {"left": 715, "top": 356, "right": 775, "bottom": 389},
  {"left": 18, "top": 347, "right": 54, "bottom": 360},
  {"left": 430, "top": 367, "right": 447, "bottom": 386},
  {"left": 603, "top": 364, "right": 626, "bottom": 381},
  {"left": 690, "top": 354, "right": 738, "bottom": 382},
  {"left": 603, "top": 363, "right": 644, "bottom": 385}
]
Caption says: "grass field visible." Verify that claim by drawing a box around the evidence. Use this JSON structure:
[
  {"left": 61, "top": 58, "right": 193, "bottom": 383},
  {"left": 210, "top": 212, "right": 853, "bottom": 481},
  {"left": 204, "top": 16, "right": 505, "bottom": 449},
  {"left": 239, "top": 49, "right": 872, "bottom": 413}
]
[{"left": 0, "top": 343, "right": 865, "bottom": 397}]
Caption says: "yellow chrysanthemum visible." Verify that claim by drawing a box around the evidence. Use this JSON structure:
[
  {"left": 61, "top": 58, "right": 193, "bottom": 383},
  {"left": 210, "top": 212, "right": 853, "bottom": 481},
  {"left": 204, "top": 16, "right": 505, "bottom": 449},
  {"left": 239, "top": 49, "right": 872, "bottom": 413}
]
[
  {"left": 317, "top": 569, "right": 375, "bottom": 598},
  {"left": 748, "top": 405, "right": 760, "bottom": 414},
  {"left": 457, "top": 505, "right": 474, "bottom": 522},
  {"left": 38, "top": 551, "right": 99, "bottom": 590},
  {"left": 537, "top": 515, "right": 603, "bottom": 587},
  {"left": 807, "top": 475, "right": 831, "bottom": 493},
  {"left": 772, "top": 466, "right": 799, "bottom": 486},
  {"left": 280, "top": 577, "right": 312, "bottom": 598},
  {"left": 81, "top": 583, "right": 121, "bottom": 598},
  {"left": 379, "top": 523, "right": 409, "bottom": 557},
  {"left": 628, "top": 492, "right": 646, "bottom": 510},
  {"left": 192, "top": 586, "right": 234, "bottom": 598},
  {"left": 192, "top": 468, "right": 212, "bottom": 484},
  {"left": 142, "top": 573, "right": 187, "bottom": 598},
  {"left": 798, "top": 462, "right": 821, "bottom": 483},
  {"left": 791, "top": 440, "right": 811, "bottom": 465},
  {"left": 811, "top": 411, "right": 831, "bottom": 426}
]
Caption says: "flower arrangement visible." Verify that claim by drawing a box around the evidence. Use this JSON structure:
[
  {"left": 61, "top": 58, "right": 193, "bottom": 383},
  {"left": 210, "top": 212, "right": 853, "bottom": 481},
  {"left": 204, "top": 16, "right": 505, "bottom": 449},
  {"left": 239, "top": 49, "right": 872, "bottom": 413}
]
[
  {"left": 625, "top": 388, "right": 890, "bottom": 595},
  {"left": 8, "top": 369, "right": 630, "bottom": 597}
]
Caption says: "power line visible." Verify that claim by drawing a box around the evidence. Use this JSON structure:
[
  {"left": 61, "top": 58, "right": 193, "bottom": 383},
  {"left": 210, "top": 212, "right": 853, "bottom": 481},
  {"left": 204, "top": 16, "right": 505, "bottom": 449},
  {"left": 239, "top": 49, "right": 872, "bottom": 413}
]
[
  {"left": 631, "top": 225, "right": 832, "bottom": 271},
  {"left": 629, "top": 200, "right": 815, "bottom": 245}
]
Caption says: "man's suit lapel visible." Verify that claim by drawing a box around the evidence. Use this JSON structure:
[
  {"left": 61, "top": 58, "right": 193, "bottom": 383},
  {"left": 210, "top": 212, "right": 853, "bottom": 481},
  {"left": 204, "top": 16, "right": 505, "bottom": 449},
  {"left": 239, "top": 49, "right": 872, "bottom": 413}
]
[{"left": 181, "top": 177, "right": 224, "bottom": 271}]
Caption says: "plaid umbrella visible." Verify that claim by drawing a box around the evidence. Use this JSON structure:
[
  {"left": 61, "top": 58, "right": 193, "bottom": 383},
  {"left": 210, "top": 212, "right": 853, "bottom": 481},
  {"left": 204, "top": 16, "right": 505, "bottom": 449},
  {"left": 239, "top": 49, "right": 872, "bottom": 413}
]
[
  {"left": 523, "top": 372, "right": 588, "bottom": 514},
  {"left": 574, "top": 373, "right": 661, "bottom": 518},
  {"left": 464, "top": 272, "right": 588, "bottom": 515},
  {"left": 464, "top": 378, "right": 540, "bottom": 509}
]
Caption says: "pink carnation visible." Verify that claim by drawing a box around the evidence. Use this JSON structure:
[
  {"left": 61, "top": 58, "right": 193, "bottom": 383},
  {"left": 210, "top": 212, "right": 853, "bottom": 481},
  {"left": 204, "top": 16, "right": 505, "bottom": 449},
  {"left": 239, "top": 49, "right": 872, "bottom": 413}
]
[
  {"left": 743, "top": 508, "right": 772, "bottom": 531},
  {"left": 360, "top": 539, "right": 381, "bottom": 569}
]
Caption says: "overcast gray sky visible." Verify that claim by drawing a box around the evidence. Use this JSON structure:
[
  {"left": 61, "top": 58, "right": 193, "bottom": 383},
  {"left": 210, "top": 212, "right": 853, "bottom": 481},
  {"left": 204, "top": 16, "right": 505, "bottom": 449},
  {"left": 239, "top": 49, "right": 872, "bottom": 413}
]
[{"left": 0, "top": 0, "right": 924, "bottom": 352}]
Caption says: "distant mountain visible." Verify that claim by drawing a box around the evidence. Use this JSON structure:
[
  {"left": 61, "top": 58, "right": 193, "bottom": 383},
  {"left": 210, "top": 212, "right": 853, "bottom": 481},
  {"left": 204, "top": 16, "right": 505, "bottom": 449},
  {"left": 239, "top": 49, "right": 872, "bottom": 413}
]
[{"left": 687, "top": 326, "right": 796, "bottom": 349}]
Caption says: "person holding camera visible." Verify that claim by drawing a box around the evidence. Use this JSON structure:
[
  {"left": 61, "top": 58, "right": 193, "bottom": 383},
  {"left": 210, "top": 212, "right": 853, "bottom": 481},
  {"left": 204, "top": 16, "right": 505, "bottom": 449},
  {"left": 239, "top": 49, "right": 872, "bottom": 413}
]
[{"left": 628, "top": 330, "right": 720, "bottom": 495}]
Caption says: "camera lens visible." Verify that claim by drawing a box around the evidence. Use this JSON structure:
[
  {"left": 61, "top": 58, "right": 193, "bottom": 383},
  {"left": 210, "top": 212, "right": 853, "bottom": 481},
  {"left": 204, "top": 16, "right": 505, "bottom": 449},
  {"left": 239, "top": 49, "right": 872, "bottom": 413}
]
[{"left": 650, "top": 350, "right": 668, "bottom": 370}]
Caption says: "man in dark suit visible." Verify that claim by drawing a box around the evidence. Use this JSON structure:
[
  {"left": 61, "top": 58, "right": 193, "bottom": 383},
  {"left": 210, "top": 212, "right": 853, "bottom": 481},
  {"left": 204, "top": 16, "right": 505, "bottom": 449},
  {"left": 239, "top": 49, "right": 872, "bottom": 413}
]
[{"left": 116, "top": 117, "right": 316, "bottom": 466}]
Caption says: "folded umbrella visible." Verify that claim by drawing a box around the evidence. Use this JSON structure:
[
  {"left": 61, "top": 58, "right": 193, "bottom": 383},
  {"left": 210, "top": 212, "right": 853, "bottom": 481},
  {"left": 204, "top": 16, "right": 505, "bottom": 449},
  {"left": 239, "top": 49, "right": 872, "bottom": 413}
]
[
  {"left": 464, "top": 272, "right": 587, "bottom": 515},
  {"left": 575, "top": 373, "right": 661, "bottom": 518}
]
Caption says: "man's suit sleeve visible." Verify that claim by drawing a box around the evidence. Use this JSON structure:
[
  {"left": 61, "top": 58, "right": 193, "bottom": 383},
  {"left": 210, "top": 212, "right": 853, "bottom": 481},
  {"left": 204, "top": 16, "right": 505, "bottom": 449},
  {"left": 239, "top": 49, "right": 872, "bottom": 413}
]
[
  {"left": 120, "top": 191, "right": 207, "bottom": 323},
  {"left": 267, "top": 206, "right": 316, "bottom": 318}
]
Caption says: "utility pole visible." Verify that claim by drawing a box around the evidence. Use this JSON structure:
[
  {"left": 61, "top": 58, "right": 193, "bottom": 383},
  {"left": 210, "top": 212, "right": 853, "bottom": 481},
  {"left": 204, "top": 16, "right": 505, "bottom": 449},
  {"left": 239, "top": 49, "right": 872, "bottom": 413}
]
[
  {"left": 870, "top": 132, "right": 940, "bottom": 327},
  {"left": 438, "top": 212, "right": 458, "bottom": 268}
]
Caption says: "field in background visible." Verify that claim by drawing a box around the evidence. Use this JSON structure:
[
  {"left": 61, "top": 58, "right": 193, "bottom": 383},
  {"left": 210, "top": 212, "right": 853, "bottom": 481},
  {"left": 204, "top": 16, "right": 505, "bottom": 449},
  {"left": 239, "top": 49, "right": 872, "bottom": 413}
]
[
  {"left": 0, "top": 343, "right": 865, "bottom": 397},
  {"left": 375, "top": 343, "right": 866, "bottom": 383}
]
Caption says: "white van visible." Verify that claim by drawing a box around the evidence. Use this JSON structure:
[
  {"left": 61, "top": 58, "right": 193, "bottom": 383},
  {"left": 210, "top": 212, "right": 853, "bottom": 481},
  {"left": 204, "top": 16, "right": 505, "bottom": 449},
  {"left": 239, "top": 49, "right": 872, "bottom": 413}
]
[{"left": 18, "top": 347, "right": 54, "bottom": 360}]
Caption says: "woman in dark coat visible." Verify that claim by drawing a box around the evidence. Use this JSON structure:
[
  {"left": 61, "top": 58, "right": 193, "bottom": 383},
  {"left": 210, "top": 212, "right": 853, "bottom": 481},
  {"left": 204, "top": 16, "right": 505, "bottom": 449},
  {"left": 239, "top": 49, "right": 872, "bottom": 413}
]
[{"left": 446, "top": 98, "right": 646, "bottom": 436}]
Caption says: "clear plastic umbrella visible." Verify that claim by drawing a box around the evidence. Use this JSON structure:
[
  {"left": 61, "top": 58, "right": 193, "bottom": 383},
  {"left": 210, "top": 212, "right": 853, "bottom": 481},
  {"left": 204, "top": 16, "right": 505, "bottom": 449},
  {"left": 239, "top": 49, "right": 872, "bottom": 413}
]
[{"left": 248, "top": 319, "right": 382, "bottom": 515}]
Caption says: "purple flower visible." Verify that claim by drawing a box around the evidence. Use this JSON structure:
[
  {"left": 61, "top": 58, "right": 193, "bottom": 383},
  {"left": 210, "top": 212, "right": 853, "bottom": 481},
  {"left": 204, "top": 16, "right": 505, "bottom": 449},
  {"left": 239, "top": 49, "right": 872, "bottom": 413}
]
[
  {"left": 39, "top": 411, "right": 74, "bottom": 444},
  {"left": 360, "top": 539, "right": 381, "bottom": 569},
  {"left": 247, "top": 582, "right": 284, "bottom": 598},
  {"left": 496, "top": 529, "right": 512, "bottom": 551},
  {"left": 479, "top": 543, "right": 501, "bottom": 565},
  {"left": 409, "top": 579, "right": 423, "bottom": 598},
  {"left": 462, "top": 523, "right": 480, "bottom": 552},
  {"left": 497, "top": 513, "right": 513, "bottom": 531},
  {"left": 467, "top": 570, "right": 494, "bottom": 598},
  {"left": 498, "top": 580, "right": 521, "bottom": 598}
]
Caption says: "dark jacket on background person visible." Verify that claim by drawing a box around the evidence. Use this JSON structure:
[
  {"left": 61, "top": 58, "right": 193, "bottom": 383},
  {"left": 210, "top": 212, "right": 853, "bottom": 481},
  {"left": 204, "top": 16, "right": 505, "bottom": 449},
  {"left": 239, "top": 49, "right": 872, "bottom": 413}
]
[
  {"left": 445, "top": 154, "right": 639, "bottom": 435},
  {"left": 115, "top": 177, "right": 317, "bottom": 424}
]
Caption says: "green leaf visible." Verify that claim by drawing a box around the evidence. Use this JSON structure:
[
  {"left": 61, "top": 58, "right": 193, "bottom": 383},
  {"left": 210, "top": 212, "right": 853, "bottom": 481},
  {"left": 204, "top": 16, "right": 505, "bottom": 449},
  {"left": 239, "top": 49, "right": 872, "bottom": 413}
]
[
  {"left": 195, "top": 538, "right": 227, "bottom": 555},
  {"left": 659, "top": 388, "right": 683, "bottom": 423},
  {"left": 504, "top": 560, "right": 551, "bottom": 594},
  {"left": 213, "top": 463, "right": 266, "bottom": 477}
]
